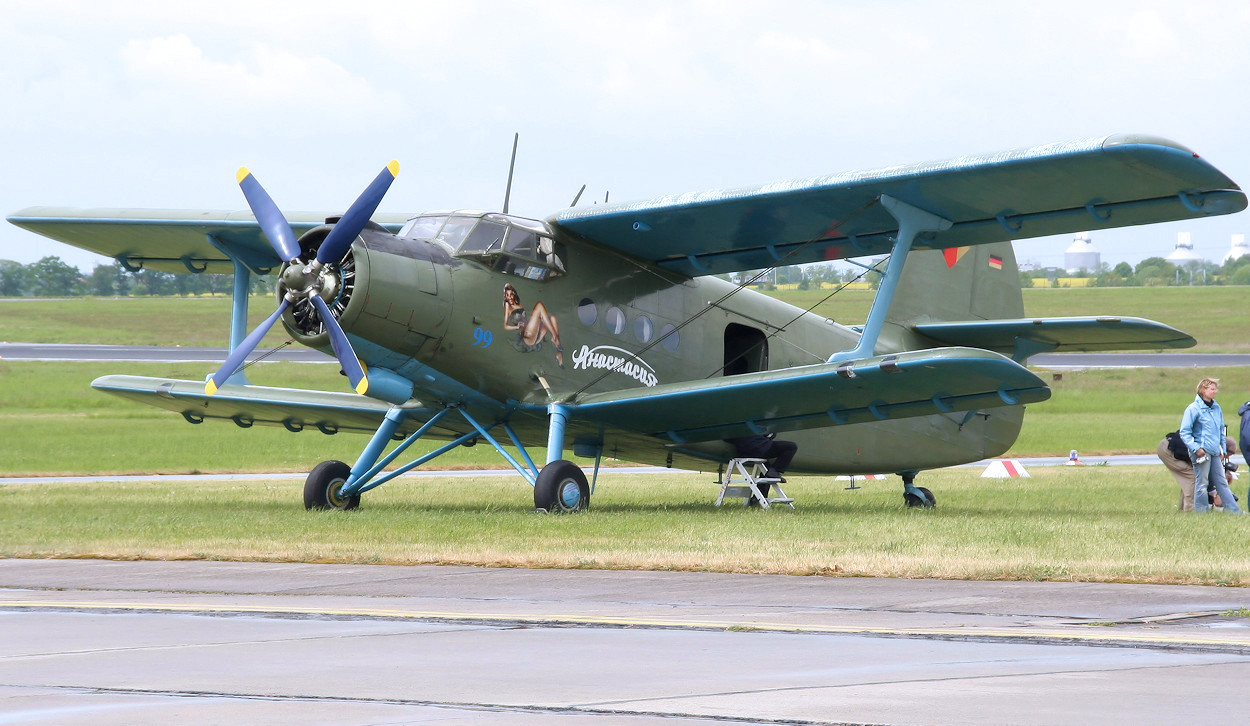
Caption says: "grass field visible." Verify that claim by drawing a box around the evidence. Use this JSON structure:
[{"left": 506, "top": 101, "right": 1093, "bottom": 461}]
[
  {"left": 4, "top": 360, "right": 1249, "bottom": 475},
  {"left": 3, "top": 466, "right": 1249, "bottom": 585},
  {"left": 0, "top": 297, "right": 291, "bottom": 348},
  {"left": 2, "top": 285, "right": 1248, "bottom": 350},
  {"left": 769, "top": 285, "right": 1250, "bottom": 353}
]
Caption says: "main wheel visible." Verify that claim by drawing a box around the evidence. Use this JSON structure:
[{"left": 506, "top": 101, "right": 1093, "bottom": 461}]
[
  {"left": 904, "top": 486, "right": 936, "bottom": 509},
  {"left": 304, "top": 460, "right": 361, "bottom": 511},
  {"left": 534, "top": 460, "right": 590, "bottom": 513}
]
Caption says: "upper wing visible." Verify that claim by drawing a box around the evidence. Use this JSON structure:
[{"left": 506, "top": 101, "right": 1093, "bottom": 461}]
[
  {"left": 6, "top": 208, "right": 411, "bottom": 274},
  {"left": 550, "top": 134, "right": 1246, "bottom": 277},
  {"left": 566, "top": 347, "right": 1050, "bottom": 443},
  {"left": 914, "top": 316, "right": 1196, "bottom": 359}
]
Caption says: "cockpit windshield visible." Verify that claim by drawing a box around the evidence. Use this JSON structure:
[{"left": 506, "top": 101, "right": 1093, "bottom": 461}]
[
  {"left": 401, "top": 212, "right": 565, "bottom": 280},
  {"left": 397, "top": 215, "right": 447, "bottom": 241}
]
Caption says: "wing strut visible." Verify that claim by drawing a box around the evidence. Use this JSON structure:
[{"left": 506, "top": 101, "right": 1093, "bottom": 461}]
[
  {"left": 827, "top": 194, "right": 951, "bottom": 364},
  {"left": 203, "top": 235, "right": 265, "bottom": 386}
]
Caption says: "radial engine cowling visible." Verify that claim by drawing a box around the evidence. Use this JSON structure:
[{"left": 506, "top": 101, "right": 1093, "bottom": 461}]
[
  {"left": 277, "top": 223, "right": 366, "bottom": 348},
  {"left": 278, "top": 221, "right": 451, "bottom": 360}
]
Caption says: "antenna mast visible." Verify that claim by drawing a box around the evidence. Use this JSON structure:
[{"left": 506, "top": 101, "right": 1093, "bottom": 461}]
[{"left": 502, "top": 133, "right": 518, "bottom": 214}]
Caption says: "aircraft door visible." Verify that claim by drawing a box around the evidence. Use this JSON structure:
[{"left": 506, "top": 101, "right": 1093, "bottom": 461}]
[{"left": 724, "top": 323, "right": 768, "bottom": 376}]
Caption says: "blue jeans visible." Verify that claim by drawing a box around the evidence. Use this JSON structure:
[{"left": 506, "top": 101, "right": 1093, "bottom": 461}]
[{"left": 1194, "top": 457, "right": 1242, "bottom": 513}]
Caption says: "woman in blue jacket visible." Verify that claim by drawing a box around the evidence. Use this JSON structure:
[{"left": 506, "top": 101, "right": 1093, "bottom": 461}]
[{"left": 1180, "top": 377, "right": 1242, "bottom": 513}]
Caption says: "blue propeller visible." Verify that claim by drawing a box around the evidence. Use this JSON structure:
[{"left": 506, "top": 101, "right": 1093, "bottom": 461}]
[
  {"left": 316, "top": 161, "right": 400, "bottom": 266},
  {"left": 205, "top": 162, "right": 400, "bottom": 396},
  {"left": 237, "top": 168, "right": 300, "bottom": 263},
  {"left": 309, "top": 293, "right": 368, "bottom": 394},
  {"left": 205, "top": 298, "right": 290, "bottom": 396}
]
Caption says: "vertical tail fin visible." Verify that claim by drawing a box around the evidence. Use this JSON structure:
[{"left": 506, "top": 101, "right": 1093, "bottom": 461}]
[{"left": 881, "top": 241, "right": 1023, "bottom": 351}]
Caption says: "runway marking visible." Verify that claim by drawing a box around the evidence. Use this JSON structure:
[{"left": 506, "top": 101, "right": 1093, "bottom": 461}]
[
  {"left": 2, "top": 683, "right": 822, "bottom": 725},
  {"left": 5, "top": 599, "right": 1250, "bottom": 652}
]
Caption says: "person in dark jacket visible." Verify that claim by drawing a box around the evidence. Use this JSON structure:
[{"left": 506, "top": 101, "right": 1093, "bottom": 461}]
[
  {"left": 724, "top": 433, "right": 797, "bottom": 502},
  {"left": 1239, "top": 401, "right": 1250, "bottom": 504},
  {"left": 1158, "top": 432, "right": 1195, "bottom": 511}
]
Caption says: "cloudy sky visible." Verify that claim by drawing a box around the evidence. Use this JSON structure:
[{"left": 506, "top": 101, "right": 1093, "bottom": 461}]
[{"left": 3, "top": 0, "right": 1248, "bottom": 272}]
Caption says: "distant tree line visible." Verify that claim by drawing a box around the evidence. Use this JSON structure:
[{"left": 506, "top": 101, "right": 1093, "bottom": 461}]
[
  {"left": 1019, "top": 255, "right": 1250, "bottom": 288},
  {"left": 6, "top": 254, "right": 1250, "bottom": 298},
  {"left": 0, "top": 257, "right": 276, "bottom": 297},
  {"left": 723, "top": 263, "right": 883, "bottom": 290},
  {"left": 724, "top": 256, "right": 1250, "bottom": 292}
]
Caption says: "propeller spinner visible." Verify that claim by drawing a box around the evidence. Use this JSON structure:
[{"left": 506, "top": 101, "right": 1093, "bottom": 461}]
[{"left": 205, "top": 162, "right": 399, "bottom": 396}]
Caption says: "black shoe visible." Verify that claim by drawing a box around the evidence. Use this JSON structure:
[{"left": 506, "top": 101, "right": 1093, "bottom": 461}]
[{"left": 765, "top": 468, "right": 786, "bottom": 483}]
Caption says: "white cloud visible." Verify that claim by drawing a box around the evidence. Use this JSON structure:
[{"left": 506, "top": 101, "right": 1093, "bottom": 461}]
[
  {"left": 1, "top": 0, "right": 1247, "bottom": 270},
  {"left": 116, "top": 35, "right": 400, "bottom": 137}
]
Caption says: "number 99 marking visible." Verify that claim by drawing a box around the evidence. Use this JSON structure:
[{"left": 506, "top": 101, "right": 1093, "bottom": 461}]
[{"left": 472, "top": 327, "right": 493, "bottom": 348}]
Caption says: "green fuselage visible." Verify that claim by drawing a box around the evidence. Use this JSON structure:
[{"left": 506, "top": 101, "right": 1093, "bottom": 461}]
[{"left": 284, "top": 212, "right": 1021, "bottom": 476}]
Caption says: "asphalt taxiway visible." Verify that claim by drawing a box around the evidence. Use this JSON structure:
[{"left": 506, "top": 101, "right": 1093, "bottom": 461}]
[{"left": 4, "top": 559, "right": 1250, "bottom": 725}]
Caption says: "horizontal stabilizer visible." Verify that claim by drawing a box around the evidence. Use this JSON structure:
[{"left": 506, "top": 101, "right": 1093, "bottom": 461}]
[
  {"left": 914, "top": 317, "right": 1195, "bottom": 360},
  {"left": 567, "top": 347, "right": 1050, "bottom": 443}
]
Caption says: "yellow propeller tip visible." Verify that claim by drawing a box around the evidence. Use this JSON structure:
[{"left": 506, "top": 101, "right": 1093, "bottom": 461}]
[
  {"left": 387, "top": 160, "right": 399, "bottom": 177},
  {"left": 355, "top": 378, "right": 369, "bottom": 395},
  {"left": 205, "top": 380, "right": 218, "bottom": 396},
  {"left": 236, "top": 167, "right": 251, "bottom": 183}
]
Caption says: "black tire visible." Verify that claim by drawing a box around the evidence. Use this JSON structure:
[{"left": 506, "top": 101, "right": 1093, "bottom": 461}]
[
  {"left": 904, "top": 486, "right": 936, "bottom": 509},
  {"left": 304, "top": 460, "right": 361, "bottom": 511},
  {"left": 534, "top": 460, "right": 590, "bottom": 513}
]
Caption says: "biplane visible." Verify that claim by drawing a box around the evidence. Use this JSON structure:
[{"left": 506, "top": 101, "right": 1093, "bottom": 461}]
[{"left": 8, "top": 133, "right": 1243, "bottom": 511}]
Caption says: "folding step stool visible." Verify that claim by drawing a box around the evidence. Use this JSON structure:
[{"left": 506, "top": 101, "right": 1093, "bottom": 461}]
[{"left": 715, "top": 458, "right": 794, "bottom": 509}]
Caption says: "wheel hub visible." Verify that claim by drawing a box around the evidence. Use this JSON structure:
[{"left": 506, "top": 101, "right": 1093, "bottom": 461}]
[{"left": 560, "top": 480, "right": 583, "bottom": 509}]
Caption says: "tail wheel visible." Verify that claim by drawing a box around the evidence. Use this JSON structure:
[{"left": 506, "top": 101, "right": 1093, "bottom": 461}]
[
  {"left": 305, "top": 460, "right": 361, "bottom": 511},
  {"left": 904, "top": 486, "right": 936, "bottom": 509},
  {"left": 534, "top": 460, "right": 590, "bottom": 513}
]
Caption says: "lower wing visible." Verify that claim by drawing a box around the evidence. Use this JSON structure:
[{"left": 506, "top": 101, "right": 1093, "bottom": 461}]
[{"left": 565, "top": 347, "right": 1050, "bottom": 443}]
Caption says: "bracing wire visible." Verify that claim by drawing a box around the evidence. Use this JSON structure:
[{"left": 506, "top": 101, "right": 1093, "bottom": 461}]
[{"left": 568, "top": 198, "right": 883, "bottom": 398}]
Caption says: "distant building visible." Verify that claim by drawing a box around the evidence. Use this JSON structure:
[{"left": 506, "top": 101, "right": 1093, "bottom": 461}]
[
  {"left": 1223, "top": 234, "right": 1249, "bottom": 265},
  {"left": 1064, "top": 233, "right": 1099, "bottom": 274},
  {"left": 1165, "top": 232, "right": 1203, "bottom": 265}
]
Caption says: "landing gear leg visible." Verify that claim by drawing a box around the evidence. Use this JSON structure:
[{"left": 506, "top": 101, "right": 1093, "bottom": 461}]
[
  {"left": 901, "top": 471, "right": 935, "bottom": 509},
  {"left": 534, "top": 403, "right": 590, "bottom": 512}
]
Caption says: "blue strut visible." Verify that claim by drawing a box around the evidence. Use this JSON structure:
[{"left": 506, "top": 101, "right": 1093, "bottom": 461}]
[
  {"left": 226, "top": 257, "right": 252, "bottom": 385},
  {"left": 546, "top": 403, "right": 569, "bottom": 464},
  {"left": 338, "top": 406, "right": 544, "bottom": 498},
  {"left": 828, "top": 194, "right": 952, "bottom": 364}
]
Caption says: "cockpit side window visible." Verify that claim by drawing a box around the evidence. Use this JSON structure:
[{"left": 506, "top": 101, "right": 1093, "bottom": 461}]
[
  {"left": 458, "top": 221, "right": 508, "bottom": 254},
  {"left": 505, "top": 229, "right": 538, "bottom": 257},
  {"left": 536, "top": 236, "right": 565, "bottom": 274}
]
